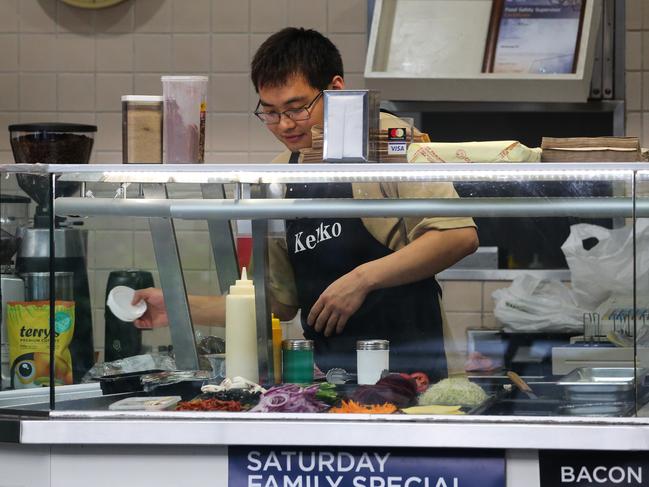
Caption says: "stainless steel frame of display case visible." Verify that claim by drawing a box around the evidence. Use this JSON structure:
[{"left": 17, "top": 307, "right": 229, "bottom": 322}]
[{"left": 2, "top": 163, "right": 649, "bottom": 453}]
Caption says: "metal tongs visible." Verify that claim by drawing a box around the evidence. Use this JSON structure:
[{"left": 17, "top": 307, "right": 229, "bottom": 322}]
[{"left": 507, "top": 371, "right": 538, "bottom": 399}]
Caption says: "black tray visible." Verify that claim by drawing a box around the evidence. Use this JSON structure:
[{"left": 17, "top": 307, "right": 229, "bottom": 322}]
[{"left": 96, "top": 369, "right": 163, "bottom": 395}]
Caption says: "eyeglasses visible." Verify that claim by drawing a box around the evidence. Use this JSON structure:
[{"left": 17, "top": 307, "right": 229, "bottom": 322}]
[{"left": 254, "top": 91, "right": 323, "bottom": 125}]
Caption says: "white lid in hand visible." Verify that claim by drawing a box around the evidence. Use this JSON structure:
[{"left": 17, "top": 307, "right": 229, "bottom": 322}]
[{"left": 106, "top": 286, "right": 147, "bottom": 322}]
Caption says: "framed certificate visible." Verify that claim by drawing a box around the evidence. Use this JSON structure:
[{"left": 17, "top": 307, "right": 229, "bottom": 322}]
[{"left": 483, "top": 0, "right": 586, "bottom": 74}]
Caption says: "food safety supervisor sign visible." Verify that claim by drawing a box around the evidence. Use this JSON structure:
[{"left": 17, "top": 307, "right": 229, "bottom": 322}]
[{"left": 228, "top": 447, "right": 505, "bottom": 487}]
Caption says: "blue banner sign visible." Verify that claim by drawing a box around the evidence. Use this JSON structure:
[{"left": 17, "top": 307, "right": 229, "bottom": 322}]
[
  {"left": 540, "top": 451, "right": 648, "bottom": 487},
  {"left": 228, "top": 446, "right": 505, "bottom": 487}
]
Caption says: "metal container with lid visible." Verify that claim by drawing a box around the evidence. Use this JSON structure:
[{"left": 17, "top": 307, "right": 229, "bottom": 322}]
[
  {"left": 282, "top": 339, "right": 313, "bottom": 384},
  {"left": 357, "top": 339, "right": 389, "bottom": 385}
]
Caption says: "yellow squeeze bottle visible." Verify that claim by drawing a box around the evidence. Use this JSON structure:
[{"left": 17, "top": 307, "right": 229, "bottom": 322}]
[
  {"left": 225, "top": 267, "right": 258, "bottom": 383},
  {"left": 271, "top": 314, "right": 282, "bottom": 384}
]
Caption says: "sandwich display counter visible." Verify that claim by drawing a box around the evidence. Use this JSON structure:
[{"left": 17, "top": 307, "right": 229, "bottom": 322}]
[{"left": 1, "top": 162, "right": 649, "bottom": 487}]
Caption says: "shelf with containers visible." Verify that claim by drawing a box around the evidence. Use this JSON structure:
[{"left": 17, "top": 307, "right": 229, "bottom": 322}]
[{"left": 1, "top": 162, "right": 649, "bottom": 449}]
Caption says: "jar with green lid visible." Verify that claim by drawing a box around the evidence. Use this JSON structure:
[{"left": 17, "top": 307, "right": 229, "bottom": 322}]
[{"left": 282, "top": 339, "right": 314, "bottom": 383}]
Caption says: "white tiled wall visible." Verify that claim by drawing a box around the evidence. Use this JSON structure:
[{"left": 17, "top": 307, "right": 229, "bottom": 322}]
[
  {"left": 0, "top": 0, "right": 367, "bottom": 357},
  {"left": 625, "top": 0, "right": 649, "bottom": 142}
]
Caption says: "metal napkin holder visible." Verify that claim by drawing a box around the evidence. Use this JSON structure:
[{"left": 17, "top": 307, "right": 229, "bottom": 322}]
[{"left": 323, "top": 89, "right": 379, "bottom": 163}]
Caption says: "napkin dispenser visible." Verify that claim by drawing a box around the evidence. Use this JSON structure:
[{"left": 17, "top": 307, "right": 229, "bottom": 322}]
[{"left": 323, "top": 90, "right": 379, "bottom": 163}]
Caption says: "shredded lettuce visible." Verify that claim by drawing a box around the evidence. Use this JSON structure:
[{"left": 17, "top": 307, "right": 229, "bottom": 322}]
[{"left": 418, "top": 378, "right": 487, "bottom": 407}]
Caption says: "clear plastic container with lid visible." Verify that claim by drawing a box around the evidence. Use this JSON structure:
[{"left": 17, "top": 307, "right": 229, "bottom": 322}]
[
  {"left": 161, "top": 75, "right": 208, "bottom": 163},
  {"left": 121, "top": 95, "right": 163, "bottom": 164}
]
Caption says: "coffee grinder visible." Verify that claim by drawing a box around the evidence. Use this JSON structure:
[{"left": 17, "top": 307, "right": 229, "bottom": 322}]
[
  {"left": 0, "top": 195, "right": 30, "bottom": 389},
  {"left": 8, "top": 123, "right": 96, "bottom": 383}
]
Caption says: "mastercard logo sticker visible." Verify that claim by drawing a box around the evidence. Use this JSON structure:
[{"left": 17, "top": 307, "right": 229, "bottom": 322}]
[{"left": 387, "top": 128, "right": 406, "bottom": 141}]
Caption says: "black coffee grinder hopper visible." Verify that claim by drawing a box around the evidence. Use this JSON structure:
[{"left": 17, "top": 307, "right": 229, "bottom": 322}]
[{"left": 8, "top": 123, "right": 97, "bottom": 382}]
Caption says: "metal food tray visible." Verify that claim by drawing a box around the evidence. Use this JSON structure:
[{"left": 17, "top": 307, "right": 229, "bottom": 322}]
[{"left": 558, "top": 367, "right": 644, "bottom": 400}]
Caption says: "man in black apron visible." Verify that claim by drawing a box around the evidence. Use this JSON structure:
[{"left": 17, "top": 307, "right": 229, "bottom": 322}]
[{"left": 135, "top": 27, "right": 478, "bottom": 382}]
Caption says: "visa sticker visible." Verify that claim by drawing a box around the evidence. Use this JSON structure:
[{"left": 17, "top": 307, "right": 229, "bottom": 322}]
[{"left": 387, "top": 127, "right": 407, "bottom": 155}]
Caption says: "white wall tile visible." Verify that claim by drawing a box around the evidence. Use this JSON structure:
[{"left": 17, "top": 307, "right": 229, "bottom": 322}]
[
  {"left": 212, "top": 34, "right": 249, "bottom": 72},
  {"left": 184, "top": 270, "right": 214, "bottom": 295},
  {"left": 212, "top": 0, "right": 249, "bottom": 33},
  {"left": 96, "top": 0, "right": 134, "bottom": 33},
  {"left": 0, "top": 35, "right": 18, "bottom": 71},
  {"left": 250, "top": 0, "right": 286, "bottom": 33},
  {"left": 95, "top": 112, "right": 122, "bottom": 151},
  {"left": 134, "top": 34, "right": 172, "bottom": 72},
  {"left": 18, "top": 111, "right": 57, "bottom": 122},
  {"left": 19, "top": 0, "right": 56, "bottom": 33},
  {"left": 643, "top": 113, "right": 649, "bottom": 148},
  {"left": 19, "top": 73, "right": 55, "bottom": 111},
  {"left": 55, "top": 35, "right": 96, "bottom": 72},
  {"left": 211, "top": 113, "right": 250, "bottom": 151},
  {"left": 96, "top": 35, "right": 134, "bottom": 72},
  {"left": 627, "top": 71, "right": 642, "bottom": 111},
  {"left": 172, "top": 35, "right": 211, "bottom": 72},
  {"left": 134, "top": 0, "right": 172, "bottom": 33},
  {"left": 627, "top": 32, "right": 642, "bottom": 70},
  {"left": 133, "top": 231, "right": 157, "bottom": 269},
  {"left": 93, "top": 152, "right": 122, "bottom": 164},
  {"left": 482, "top": 281, "right": 511, "bottom": 314},
  {"left": 95, "top": 230, "right": 134, "bottom": 268},
  {"left": 328, "top": 34, "right": 367, "bottom": 73},
  {"left": 57, "top": 112, "right": 96, "bottom": 125},
  {"left": 210, "top": 74, "right": 250, "bottom": 112},
  {"left": 20, "top": 34, "right": 56, "bottom": 71},
  {"left": 0, "top": 0, "right": 19, "bottom": 32},
  {"left": 96, "top": 73, "right": 133, "bottom": 111},
  {"left": 627, "top": 0, "right": 643, "bottom": 31},
  {"left": 627, "top": 112, "right": 642, "bottom": 139},
  {"left": 441, "top": 281, "right": 482, "bottom": 312},
  {"left": 172, "top": 0, "right": 210, "bottom": 33},
  {"left": 177, "top": 231, "right": 212, "bottom": 270},
  {"left": 0, "top": 74, "right": 18, "bottom": 110},
  {"left": 642, "top": 31, "right": 649, "bottom": 70},
  {"left": 287, "top": 0, "right": 326, "bottom": 32},
  {"left": 328, "top": 0, "right": 367, "bottom": 33},
  {"left": 206, "top": 152, "right": 249, "bottom": 164},
  {"left": 57, "top": 73, "right": 95, "bottom": 112},
  {"left": 343, "top": 73, "right": 366, "bottom": 90},
  {"left": 0, "top": 113, "right": 18, "bottom": 150},
  {"left": 247, "top": 115, "right": 284, "bottom": 152},
  {"left": 134, "top": 73, "right": 163, "bottom": 95}
]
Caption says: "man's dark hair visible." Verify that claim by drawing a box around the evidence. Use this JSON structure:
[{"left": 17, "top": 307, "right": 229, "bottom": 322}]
[{"left": 251, "top": 27, "right": 344, "bottom": 92}]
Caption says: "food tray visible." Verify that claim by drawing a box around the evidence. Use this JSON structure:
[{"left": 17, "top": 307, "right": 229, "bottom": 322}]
[
  {"left": 96, "top": 369, "right": 164, "bottom": 395},
  {"left": 558, "top": 367, "right": 647, "bottom": 402}
]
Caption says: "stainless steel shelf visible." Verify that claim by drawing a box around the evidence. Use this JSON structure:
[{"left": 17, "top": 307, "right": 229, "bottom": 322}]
[{"left": 0, "top": 162, "right": 640, "bottom": 184}]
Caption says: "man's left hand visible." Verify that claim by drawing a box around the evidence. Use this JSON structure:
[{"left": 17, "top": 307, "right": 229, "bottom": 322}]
[{"left": 307, "top": 267, "right": 371, "bottom": 337}]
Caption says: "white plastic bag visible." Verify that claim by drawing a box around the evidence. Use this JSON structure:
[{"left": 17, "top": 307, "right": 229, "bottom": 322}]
[
  {"left": 561, "top": 220, "right": 649, "bottom": 310},
  {"left": 492, "top": 275, "right": 585, "bottom": 332}
]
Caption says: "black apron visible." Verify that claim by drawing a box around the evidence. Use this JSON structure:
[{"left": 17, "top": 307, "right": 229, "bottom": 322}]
[{"left": 284, "top": 153, "right": 448, "bottom": 381}]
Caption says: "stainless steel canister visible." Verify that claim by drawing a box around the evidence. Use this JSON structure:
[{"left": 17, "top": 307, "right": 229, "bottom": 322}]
[
  {"left": 356, "top": 339, "right": 389, "bottom": 385},
  {"left": 21, "top": 272, "right": 74, "bottom": 301}
]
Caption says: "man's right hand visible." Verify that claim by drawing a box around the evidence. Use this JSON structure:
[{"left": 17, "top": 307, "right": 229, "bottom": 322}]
[{"left": 132, "top": 288, "right": 169, "bottom": 329}]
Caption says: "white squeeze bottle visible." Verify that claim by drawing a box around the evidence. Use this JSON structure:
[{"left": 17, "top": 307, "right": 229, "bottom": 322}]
[{"left": 225, "top": 267, "right": 259, "bottom": 383}]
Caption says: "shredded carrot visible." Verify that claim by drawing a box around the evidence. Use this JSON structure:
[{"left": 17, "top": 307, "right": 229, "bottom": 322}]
[{"left": 329, "top": 400, "right": 397, "bottom": 414}]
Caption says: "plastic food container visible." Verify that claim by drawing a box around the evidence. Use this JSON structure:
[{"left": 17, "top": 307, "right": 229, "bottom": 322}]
[
  {"left": 161, "top": 75, "right": 208, "bottom": 163},
  {"left": 109, "top": 396, "right": 182, "bottom": 411},
  {"left": 121, "top": 95, "right": 163, "bottom": 163}
]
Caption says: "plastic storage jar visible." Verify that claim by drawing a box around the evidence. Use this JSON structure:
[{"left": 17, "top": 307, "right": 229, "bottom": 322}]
[
  {"left": 282, "top": 339, "right": 314, "bottom": 384},
  {"left": 121, "top": 95, "right": 163, "bottom": 163}
]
